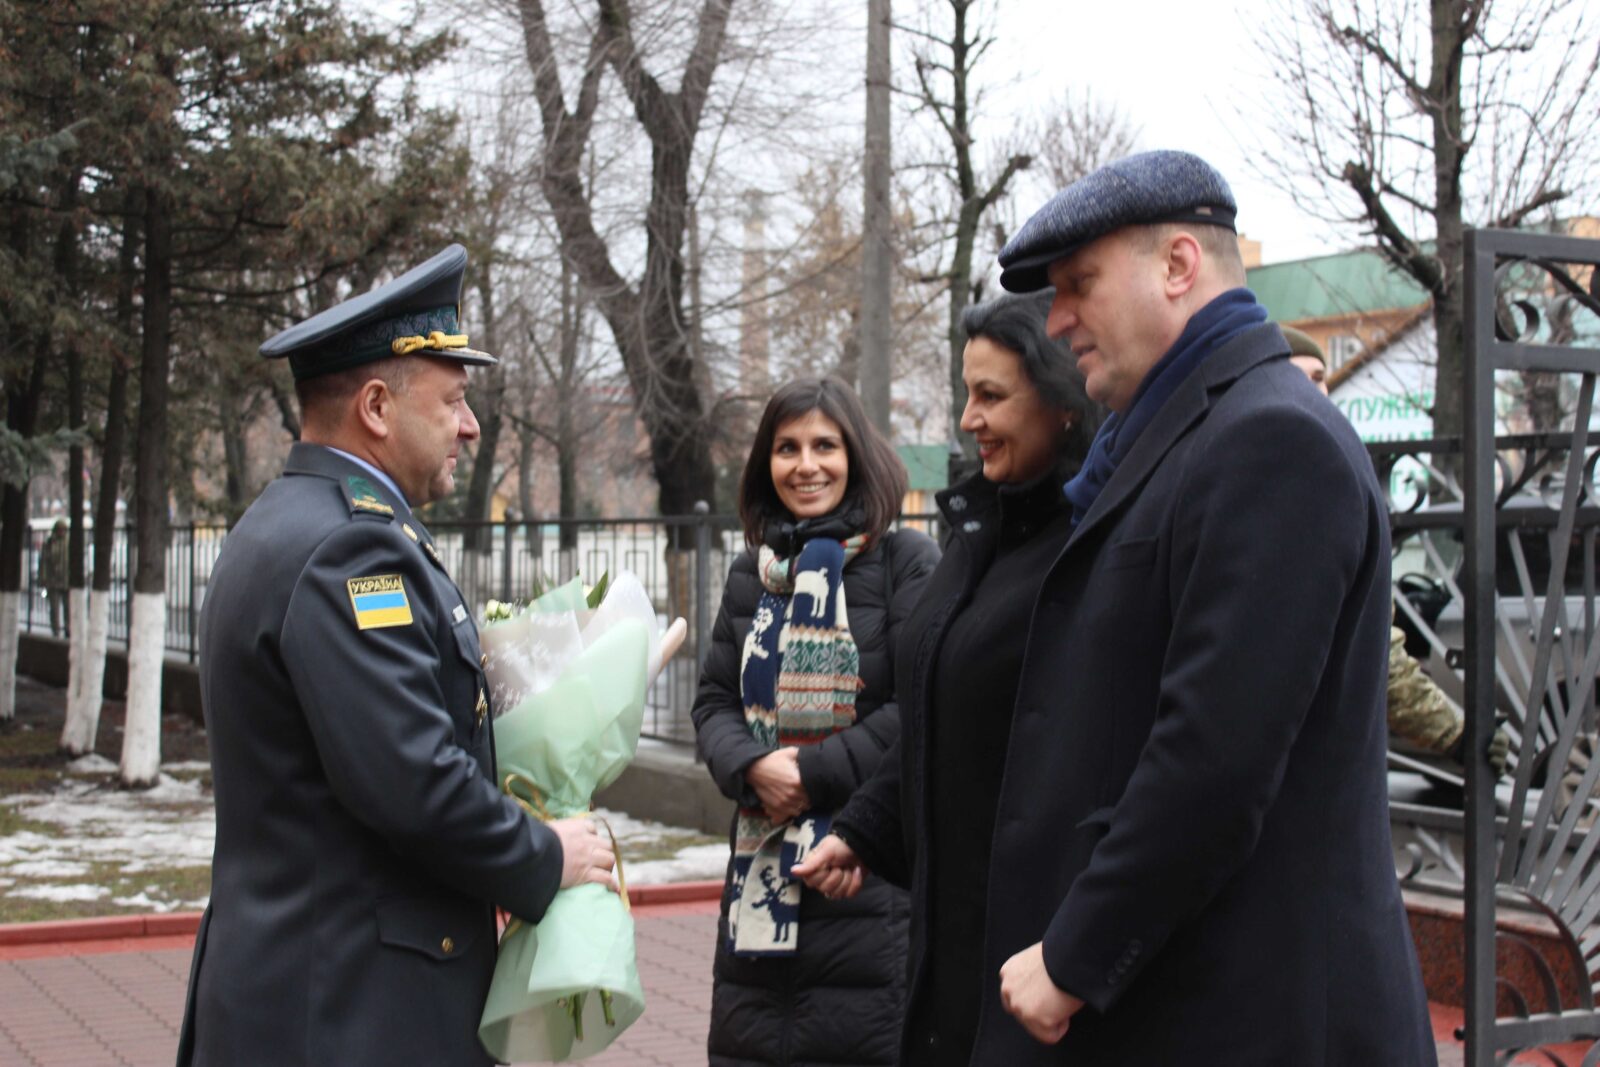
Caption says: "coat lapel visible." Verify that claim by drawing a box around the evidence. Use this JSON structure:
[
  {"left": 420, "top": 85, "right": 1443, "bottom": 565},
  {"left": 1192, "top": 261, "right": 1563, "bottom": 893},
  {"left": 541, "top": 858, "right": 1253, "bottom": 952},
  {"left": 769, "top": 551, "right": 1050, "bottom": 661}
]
[{"left": 1062, "top": 322, "right": 1289, "bottom": 554}]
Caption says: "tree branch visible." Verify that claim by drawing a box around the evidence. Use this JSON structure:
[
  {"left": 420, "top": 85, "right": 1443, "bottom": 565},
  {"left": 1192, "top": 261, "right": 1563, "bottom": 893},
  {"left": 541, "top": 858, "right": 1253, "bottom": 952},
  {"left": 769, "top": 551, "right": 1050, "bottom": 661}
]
[{"left": 1342, "top": 160, "right": 1443, "bottom": 293}]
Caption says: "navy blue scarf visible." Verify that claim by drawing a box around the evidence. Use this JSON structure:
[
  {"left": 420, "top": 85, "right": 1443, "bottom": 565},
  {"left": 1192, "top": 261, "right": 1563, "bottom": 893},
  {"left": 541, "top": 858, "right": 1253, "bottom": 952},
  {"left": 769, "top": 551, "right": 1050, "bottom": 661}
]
[{"left": 1063, "top": 287, "right": 1267, "bottom": 527}]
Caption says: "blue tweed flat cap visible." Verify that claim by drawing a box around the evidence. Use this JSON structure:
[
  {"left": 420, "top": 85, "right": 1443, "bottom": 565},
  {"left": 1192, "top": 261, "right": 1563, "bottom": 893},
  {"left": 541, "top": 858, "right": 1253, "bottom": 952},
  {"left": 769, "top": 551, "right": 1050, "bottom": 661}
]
[
  {"left": 261, "top": 244, "right": 497, "bottom": 381},
  {"left": 998, "top": 150, "right": 1237, "bottom": 293}
]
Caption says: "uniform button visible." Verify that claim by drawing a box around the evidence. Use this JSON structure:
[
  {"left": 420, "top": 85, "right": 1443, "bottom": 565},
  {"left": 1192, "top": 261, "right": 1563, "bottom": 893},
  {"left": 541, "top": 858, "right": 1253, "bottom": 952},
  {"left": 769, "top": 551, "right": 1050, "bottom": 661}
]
[
  {"left": 480, "top": 652, "right": 488, "bottom": 667},
  {"left": 441, "top": 936, "right": 455, "bottom": 955}
]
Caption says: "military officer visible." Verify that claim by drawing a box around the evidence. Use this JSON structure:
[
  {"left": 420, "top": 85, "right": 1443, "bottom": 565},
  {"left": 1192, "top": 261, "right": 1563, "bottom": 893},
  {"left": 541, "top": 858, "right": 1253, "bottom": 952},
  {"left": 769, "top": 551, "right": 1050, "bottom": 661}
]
[{"left": 176, "top": 245, "right": 615, "bottom": 1066}]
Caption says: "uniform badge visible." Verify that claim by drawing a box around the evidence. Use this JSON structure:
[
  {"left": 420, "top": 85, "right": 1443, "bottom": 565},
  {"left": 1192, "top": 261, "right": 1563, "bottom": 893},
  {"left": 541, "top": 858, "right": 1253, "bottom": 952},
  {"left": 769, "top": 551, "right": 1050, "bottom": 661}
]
[
  {"left": 452, "top": 603, "right": 467, "bottom": 624},
  {"left": 402, "top": 523, "right": 419, "bottom": 541},
  {"left": 346, "top": 574, "right": 413, "bottom": 630},
  {"left": 346, "top": 475, "right": 394, "bottom": 516}
]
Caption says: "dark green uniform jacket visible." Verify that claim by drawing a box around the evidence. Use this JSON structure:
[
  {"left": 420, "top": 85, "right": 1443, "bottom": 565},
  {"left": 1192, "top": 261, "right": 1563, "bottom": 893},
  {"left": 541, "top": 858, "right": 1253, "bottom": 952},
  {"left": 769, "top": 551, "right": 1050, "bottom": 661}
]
[{"left": 177, "top": 443, "right": 562, "bottom": 1067}]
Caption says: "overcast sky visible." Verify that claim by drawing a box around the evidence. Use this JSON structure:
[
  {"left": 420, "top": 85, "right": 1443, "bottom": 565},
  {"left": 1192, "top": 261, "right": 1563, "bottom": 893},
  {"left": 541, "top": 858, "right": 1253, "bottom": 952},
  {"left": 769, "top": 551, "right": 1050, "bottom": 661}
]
[
  {"left": 990, "top": 0, "right": 1334, "bottom": 264},
  {"left": 398, "top": 0, "right": 1352, "bottom": 266}
]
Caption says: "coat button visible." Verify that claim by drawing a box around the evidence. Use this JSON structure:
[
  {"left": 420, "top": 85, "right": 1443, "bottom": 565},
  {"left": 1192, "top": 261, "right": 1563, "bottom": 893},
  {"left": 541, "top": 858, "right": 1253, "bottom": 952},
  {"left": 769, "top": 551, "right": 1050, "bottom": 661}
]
[
  {"left": 441, "top": 936, "right": 455, "bottom": 954},
  {"left": 480, "top": 652, "right": 488, "bottom": 667}
]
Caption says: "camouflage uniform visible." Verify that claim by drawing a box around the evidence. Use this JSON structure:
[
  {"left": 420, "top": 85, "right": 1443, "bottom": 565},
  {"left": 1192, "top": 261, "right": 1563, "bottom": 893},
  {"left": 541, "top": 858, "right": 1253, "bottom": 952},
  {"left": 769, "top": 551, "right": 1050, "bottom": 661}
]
[
  {"left": 38, "top": 524, "right": 70, "bottom": 636},
  {"left": 1387, "top": 624, "right": 1463, "bottom": 755}
]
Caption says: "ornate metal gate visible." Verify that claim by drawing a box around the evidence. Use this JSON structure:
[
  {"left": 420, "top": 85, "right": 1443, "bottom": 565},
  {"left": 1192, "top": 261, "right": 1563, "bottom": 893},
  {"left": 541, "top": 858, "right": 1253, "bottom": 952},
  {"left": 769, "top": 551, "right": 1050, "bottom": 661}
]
[{"left": 1460, "top": 227, "right": 1600, "bottom": 1065}]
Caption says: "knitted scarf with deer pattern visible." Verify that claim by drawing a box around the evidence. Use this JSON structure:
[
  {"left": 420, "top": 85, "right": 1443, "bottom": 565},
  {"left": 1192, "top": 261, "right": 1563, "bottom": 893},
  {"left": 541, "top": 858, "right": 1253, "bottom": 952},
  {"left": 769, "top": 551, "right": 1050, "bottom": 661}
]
[{"left": 728, "top": 533, "right": 867, "bottom": 955}]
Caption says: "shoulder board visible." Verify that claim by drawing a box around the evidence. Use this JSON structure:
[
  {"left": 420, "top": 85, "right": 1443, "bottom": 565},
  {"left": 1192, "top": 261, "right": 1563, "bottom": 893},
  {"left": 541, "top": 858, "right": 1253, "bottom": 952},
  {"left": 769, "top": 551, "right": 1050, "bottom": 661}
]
[{"left": 343, "top": 474, "right": 396, "bottom": 521}]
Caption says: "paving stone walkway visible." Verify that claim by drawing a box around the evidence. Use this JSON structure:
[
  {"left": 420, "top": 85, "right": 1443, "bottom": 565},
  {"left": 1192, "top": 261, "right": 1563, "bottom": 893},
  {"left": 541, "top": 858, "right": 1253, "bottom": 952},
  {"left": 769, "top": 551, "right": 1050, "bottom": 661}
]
[
  {"left": 0, "top": 907, "right": 717, "bottom": 1067},
  {"left": 3, "top": 903, "right": 1592, "bottom": 1066}
]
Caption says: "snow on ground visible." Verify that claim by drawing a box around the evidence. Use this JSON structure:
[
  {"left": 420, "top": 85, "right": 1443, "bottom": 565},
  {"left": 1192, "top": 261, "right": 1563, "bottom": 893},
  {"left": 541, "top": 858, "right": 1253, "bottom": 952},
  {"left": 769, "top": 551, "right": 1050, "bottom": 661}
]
[
  {"left": 163, "top": 760, "right": 212, "bottom": 774},
  {"left": 65, "top": 754, "right": 117, "bottom": 775},
  {"left": 0, "top": 772, "right": 217, "bottom": 911},
  {"left": 591, "top": 808, "right": 728, "bottom": 885},
  {"left": 10, "top": 884, "right": 109, "bottom": 902},
  {"left": 0, "top": 760, "right": 727, "bottom": 913},
  {"left": 625, "top": 844, "right": 730, "bottom": 885},
  {"left": 111, "top": 890, "right": 184, "bottom": 912}
]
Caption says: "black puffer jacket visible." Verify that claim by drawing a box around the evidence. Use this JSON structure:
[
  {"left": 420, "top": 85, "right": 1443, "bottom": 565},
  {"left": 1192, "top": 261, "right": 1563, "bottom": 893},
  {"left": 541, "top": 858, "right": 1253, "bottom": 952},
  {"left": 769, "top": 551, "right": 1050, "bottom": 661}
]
[{"left": 694, "top": 528, "right": 939, "bottom": 1067}]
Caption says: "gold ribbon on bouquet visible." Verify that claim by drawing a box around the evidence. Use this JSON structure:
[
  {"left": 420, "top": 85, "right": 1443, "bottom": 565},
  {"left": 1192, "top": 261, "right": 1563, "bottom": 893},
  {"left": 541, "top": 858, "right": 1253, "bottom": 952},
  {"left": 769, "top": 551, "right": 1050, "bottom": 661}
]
[{"left": 499, "top": 772, "right": 631, "bottom": 1037}]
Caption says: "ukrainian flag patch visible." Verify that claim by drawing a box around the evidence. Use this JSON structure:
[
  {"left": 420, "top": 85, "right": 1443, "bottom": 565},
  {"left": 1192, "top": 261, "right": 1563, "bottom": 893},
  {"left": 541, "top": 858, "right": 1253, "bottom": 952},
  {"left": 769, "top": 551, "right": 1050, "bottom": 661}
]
[{"left": 347, "top": 574, "right": 413, "bottom": 630}]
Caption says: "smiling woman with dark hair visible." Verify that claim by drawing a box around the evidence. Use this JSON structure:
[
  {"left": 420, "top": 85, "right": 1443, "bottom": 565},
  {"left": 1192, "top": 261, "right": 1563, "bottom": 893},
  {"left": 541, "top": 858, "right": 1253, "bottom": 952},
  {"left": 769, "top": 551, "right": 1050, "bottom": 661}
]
[
  {"left": 692, "top": 376, "right": 939, "bottom": 1067},
  {"left": 794, "top": 290, "right": 1101, "bottom": 1067}
]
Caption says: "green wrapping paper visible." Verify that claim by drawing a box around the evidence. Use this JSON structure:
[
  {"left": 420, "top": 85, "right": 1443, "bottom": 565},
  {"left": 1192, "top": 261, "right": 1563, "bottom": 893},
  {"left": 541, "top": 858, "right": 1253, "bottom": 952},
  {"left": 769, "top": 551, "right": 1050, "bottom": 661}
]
[{"left": 477, "top": 587, "right": 651, "bottom": 1062}]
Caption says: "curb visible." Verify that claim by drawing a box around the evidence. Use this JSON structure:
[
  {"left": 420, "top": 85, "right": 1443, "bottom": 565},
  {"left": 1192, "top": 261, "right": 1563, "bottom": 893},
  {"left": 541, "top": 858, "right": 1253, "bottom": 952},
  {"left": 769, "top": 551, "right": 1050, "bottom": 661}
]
[
  {"left": 0, "top": 881, "right": 724, "bottom": 949},
  {"left": 629, "top": 880, "right": 722, "bottom": 907},
  {"left": 0, "top": 911, "right": 202, "bottom": 947}
]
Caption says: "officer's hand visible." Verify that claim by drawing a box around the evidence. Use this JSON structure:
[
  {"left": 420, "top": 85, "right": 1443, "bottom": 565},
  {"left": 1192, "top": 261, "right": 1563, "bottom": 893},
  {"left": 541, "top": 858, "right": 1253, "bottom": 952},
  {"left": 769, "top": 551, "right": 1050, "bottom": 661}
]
[
  {"left": 550, "top": 817, "right": 618, "bottom": 892},
  {"left": 791, "top": 834, "right": 865, "bottom": 900},
  {"left": 746, "top": 748, "right": 809, "bottom": 822}
]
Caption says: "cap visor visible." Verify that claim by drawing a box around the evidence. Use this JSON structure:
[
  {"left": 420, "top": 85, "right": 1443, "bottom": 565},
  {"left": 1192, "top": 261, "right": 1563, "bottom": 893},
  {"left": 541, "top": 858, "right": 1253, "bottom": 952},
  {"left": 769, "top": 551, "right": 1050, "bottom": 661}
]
[
  {"left": 997, "top": 244, "right": 1081, "bottom": 293},
  {"left": 431, "top": 347, "right": 497, "bottom": 367}
]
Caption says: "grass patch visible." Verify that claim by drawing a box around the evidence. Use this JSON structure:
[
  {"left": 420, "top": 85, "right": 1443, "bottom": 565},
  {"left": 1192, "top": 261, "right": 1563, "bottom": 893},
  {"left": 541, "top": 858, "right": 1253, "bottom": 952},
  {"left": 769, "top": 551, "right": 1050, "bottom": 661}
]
[
  {"left": 0, "top": 801, "right": 55, "bottom": 838},
  {"left": 0, "top": 723, "right": 70, "bottom": 794},
  {"left": 0, "top": 859, "right": 211, "bottom": 925}
]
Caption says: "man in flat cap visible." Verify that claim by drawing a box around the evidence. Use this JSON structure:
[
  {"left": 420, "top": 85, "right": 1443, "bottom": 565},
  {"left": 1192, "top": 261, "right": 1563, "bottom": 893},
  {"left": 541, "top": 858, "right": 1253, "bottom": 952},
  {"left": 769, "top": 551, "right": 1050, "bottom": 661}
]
[
  {"left": 802, "top": 152, "right": 1435, "bottom": 1063},
  {"left": 176, "top": 246, "right": 616, "bottom": 1067},
  {"left": 991, "top": 150, "right": 1433, "bottom": 1062}
]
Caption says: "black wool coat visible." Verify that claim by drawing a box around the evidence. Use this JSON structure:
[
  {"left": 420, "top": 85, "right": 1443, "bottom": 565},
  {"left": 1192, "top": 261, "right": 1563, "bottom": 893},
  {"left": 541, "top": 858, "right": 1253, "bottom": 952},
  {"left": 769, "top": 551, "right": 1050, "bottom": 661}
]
[
  {"left": 832, "top": 469, "right": 1076, "bottom": 1067},
  {"left": 693, "top": 527, "right": 939, "bottom": 1067},
  {"left": 842, "top": 323, "right": 1436, "bottom": 1065}
]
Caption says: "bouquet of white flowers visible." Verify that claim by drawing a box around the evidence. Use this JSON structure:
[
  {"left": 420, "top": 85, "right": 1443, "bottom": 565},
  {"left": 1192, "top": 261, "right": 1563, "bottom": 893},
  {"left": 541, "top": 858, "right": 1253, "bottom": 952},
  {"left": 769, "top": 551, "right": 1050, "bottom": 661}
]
[{"left": 476, "top": 571, "right": 684, "bottom": 1063}]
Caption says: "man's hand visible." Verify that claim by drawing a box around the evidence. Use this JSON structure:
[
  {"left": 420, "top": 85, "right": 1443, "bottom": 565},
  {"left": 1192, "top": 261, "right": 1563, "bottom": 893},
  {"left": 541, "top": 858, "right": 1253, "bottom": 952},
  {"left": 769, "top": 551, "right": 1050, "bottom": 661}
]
[
  {"left": 1448, "top": 723, "right": 1514, "bottom": 776},
  {"left": 790, "top": 833, "right": 866, "bottom": 899},
  {"left": 746, "top": 748, "right": 809, "bottom": 822},
  {"left": 999, "top": 942, "right": 1084, "bottom": 1045},
  {"left": 549, "top": 816, "right": 618, "bottom": 892},
  {"left": 1487, "top": 724, "right": 1512, "bottom": 776}
]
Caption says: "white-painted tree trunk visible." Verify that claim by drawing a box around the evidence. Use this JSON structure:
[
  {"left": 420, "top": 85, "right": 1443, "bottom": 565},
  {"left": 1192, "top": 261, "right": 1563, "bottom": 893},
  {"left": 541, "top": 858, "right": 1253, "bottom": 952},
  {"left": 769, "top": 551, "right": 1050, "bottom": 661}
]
[
  {"left": 62, "top": 589, "right": 105, "bottom": 755},
  {"left": 0, "top": 590, "right": 18, "bottom": 722},
  {"left": 120, "top": 591, "right": 165, "bottom": 787}
]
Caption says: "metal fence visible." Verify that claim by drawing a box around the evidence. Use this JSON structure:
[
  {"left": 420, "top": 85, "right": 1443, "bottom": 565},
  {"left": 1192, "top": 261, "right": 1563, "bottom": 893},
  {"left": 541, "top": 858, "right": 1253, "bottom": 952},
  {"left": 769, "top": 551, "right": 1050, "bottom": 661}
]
[
  {"left": 20, "top": 511, "right": 943, "bottom": 744},
  {"left": 1374, "top": 228, "right": 1600, "bottom": 1064}
]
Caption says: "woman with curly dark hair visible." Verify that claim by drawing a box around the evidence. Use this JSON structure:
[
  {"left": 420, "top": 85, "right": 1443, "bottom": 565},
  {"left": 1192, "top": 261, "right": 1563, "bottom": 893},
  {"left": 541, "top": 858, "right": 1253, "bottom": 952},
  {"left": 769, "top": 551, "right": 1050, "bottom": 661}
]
[{"left": 796, "top": 290, "right": 1101, "bottom": 1067}]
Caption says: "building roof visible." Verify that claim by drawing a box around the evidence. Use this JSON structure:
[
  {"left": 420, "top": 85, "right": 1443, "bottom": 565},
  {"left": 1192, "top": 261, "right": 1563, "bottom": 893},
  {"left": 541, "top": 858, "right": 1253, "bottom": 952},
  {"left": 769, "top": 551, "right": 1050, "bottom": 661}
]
[
  {"left": 1247, "top": 247, "right": 1430, "bottom": 322},
  {"left": 897, "top": 444, "right": 948, "bottom": 492}
]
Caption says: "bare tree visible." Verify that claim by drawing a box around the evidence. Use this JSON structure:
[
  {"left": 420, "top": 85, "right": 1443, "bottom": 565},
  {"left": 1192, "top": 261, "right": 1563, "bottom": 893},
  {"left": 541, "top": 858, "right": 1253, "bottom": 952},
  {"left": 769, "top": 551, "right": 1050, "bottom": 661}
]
[
  {"left": 900, "top": 0, "right": 1031, "bottom": 477},
  {"left": 859, "top": 0, "right": 893, "bottom": 433},
  {"left": 1031, "top": 88, "right": 1139, "bottom": 195},
  {"left": 1256, "top": 0, "right": 1600, "bottom": 437},
  {"left": 516, "top": 255, "right": 619, "bottom": 559},
  {"left": 517, "top": 0, "right": 732, "bottom": 519}
]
